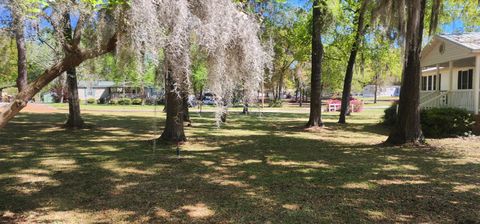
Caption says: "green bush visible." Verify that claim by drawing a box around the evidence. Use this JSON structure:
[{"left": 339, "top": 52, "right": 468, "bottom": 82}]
[
  {"left": 383, "top": 104, "right": 475, "bottom": 138},
  {"left": 132, "top": 98, "right": 143, "bottom": 105},
  {"left": 97, "top": 98, "right": 107, "bottom": 104},
  {"left": 118, "top": 98, "right": 132, "bottom": 105},
  {"left": 421, "top": 108, "right": 474, "bottom": 138},
  {"left": 109, "top": 99, "right": 119, "bottom": 105},
  {"left": 269, "top": 99, "right": 283, "bottom": 108},
  {"left": 87, "top": 98, "right": 96, "bottom": 104},
  {"left": 382, "top": 102, "right": 398, "bottom": 126}
]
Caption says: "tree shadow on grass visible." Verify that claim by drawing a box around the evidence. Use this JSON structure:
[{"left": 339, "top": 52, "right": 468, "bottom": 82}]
[{"left": 0, "top": 112, "right": 479, "bottom": 223}]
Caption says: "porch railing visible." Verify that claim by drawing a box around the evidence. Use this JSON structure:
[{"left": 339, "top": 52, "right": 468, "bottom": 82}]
[
  {"left": 448, "top": 91, "right": 475, "bottom": 112},
  {"left": 420, "top": 91, "right": 448, "bottom": 109},
  {"left": 420, "top": 91, "right": 439, "bottom": 102},
  {"left": 420, "top": 90, "right": 478, "bottom": 112}
]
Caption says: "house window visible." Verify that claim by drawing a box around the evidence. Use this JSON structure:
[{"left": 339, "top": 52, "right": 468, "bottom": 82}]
[
  {"left": 421, "top": 76, "right": 427, "bottom": 91},
  {"left": 421, "top": 75, "right": 438, "bottom": 91},
  {"left": 457, "top": 69, "right": 473, "bottom": 90}
]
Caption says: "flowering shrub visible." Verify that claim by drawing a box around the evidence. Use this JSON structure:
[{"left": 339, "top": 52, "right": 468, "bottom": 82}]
[
  {"left": 350, "top": 99, "right": 364, "bottom": 112},
  {"left": 326, "top": 98, "right": 363, "bottom": 113}
]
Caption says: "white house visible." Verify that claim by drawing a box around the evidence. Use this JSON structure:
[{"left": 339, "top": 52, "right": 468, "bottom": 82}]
[
  {"left": 77, "top": 81, "right": 158, "bottom": 101},
  {"left": 362, "top": 85, "right": 400, "bottom": 98},
  {"left": 420, "top": 33, "right": 480, "bottom": 115}
]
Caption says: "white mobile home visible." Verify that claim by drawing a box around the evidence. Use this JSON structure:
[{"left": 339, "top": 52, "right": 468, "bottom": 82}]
[
  {"left": 362, "top": 85, "right": 400, "bottom": 98},
  {"left": 420, "top": 33, "right": 480, "bottom": 115},
  {"left": 77, "top": 81, "right": 157, "bottom": 101}
]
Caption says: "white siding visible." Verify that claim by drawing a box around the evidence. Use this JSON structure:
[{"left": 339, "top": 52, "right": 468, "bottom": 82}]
[
  {"left": 78, "top": 87, "right": 107, "bottom": 100},
  {"left": 94, "top": 89, "right": 107, "bottom": 99},
  {"left": 421, "top": 40, "right": 473, "bottom": 67},
  {"left": 441, "top": 73, "right": 449, "bottom": 90},
  {"left": 78, "top": 87, "right": 88, "bottom": 100}
]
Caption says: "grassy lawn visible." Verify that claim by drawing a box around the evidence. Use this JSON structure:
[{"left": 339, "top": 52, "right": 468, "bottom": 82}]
[
  {"left": 50, "top": 99, "right": 393, "bottom": 114},
  {"left": 1, "top": 108, "right": 479, "bottom": 223},
  {"left": 359, "top": 96, "right": 398, "bottom": 108}
]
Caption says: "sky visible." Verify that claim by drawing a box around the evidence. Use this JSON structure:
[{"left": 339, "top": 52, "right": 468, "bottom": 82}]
[
  {"left": 287, "top": 0, "right": 309, "bottom": 7},
  {"left": 0, "top": 1, "right": 477, "bottom": 36},
  {"left": 285, "top": 0, "right": 477, "bottom": 34}
]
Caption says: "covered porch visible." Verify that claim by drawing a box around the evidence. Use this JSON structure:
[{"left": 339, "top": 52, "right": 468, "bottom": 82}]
[{"left": 420, "top": 34, "right": 480, "bottom": 115}]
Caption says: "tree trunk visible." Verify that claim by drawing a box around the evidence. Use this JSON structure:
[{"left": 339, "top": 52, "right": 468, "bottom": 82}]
[
  {"left": 163, "top": 62, "right": 168, "bottom": 112},
  {"left": 242, "top": 102, "right": 249, "bottom": 115},
  {"left": 306, "top": 0, "right": 324, "bottom": 127},
  {"left": 64, "top": 68, "right": 84, "bottom": 128},
  {"left": 295, "top": 82, "right": 299, "bottom": 102},
  {"left": 0, "top": 57, "right": 84, "bottom": 128},
  {"left": 0, "top": 34, "right": 117, "bottom": 129},
  {"left": 339, "top": 0, "right": 368, "bottom": 124},
  {"left": 277, "top": 73, "right": 284, "bottom": 101},
  {"left": 160, "top": 67, "right": 186, "bottom": 142},
  {"left": 386, "top": 0, "right": 425, "bottom": 145},
  {"left": 360, "top": 53, "right": 365, "bottom": 79},
  {"left": 140, "top": 82, "right": 146, "bottom": 106},
  {"left": 299, "top": 87, "right": 303, "bottom": 107},
  {"left": 221, "top": 100, "right": 228, "bottom": 122},
  {"left": 59, "top": 73, "right": 66, "bottom": 103},
  {"left": 374, "top": 73, "right": 379, "bottom": 104},
  {"left": 302, "top": 88, "right": 306, "bottom": 105},
  {"left": 182, "top": 91, "right": 191, "bottom": 126},
  {"left": 63, "top": 12, "right": 84, "bottom": 129},
  {"left": 13, "top": 10, "right": 27, "bottom": 92}
]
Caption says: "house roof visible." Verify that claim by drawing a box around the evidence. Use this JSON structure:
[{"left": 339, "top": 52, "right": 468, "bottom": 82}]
[
  {"left": 421, "top": 33, "right": 480, "bottom": 67},
  {"left": 78, "top": 81, "right": 116, "bottom": 88},
  {"left": 437, "top": 32, "right": 480, "bottom": 51},
  {"left": 77, "top": 81, "right": 157, "bottom": 89}
]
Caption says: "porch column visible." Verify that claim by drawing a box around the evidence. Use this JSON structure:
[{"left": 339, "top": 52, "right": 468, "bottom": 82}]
[
  {"left": 436, "top": 64, "right": 440, "bottom": 91},
  {"left": 448, "top": 61, "right": 453, "bottom": 91},
  {"left": 475, "top": 55, "right": 480, "bottom": 115}
]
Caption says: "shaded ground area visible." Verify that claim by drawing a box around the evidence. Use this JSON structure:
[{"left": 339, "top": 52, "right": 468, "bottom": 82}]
[{"left": 0, "top": 110, "right": 479, "bottom": 223}]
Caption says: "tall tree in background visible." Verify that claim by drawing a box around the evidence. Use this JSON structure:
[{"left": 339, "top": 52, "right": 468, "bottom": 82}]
[
  {"left": 338, "top": 0, "right": 369, "bottom": 124},
  {"left": 63, "top": 13, "right": 84, "bottom": 129},
  {"left": 307, "top": 0, "right": 336, "bottom": 127},
  {"left": 11, "top": 1, "right": 27, "bottom": 92},
  {"left": 306, "top": 0, "right": 324, "bottom": 127}
]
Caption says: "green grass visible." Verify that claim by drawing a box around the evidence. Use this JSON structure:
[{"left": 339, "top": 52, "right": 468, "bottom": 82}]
[
  {"left": 359, "top": 96, "right": 398, "bottom": 107},
  {"left": 0, "top": 109, "right": 479, "bottom": 223},
  {"left": 50, "top": 103, "right": 165, "bottom": 111}
]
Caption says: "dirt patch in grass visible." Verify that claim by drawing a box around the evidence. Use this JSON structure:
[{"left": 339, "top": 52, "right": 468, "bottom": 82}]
[{"left": 19, "top": 103, "right": 58, "bottom": 113}]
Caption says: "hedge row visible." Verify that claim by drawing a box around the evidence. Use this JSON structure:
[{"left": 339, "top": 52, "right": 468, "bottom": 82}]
[{"left": 383, "top": 103, "right": 475, "bottom": 138}]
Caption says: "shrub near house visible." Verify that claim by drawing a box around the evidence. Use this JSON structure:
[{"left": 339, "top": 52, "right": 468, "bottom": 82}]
[
  {"left": 118, "top": 98, "right": 132, "bottom": 105},
  {"left": 132, "top": 98, "right": 143, "bottom": 105},
  {"left": 383, "top": 103, "right": 476, "bottom": 138},
  {"left": 87, "top": 98, "right": 96, "bottom": 104},
  {"left": 421, "top": 108, "right": 475, "bottom": 138}
]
